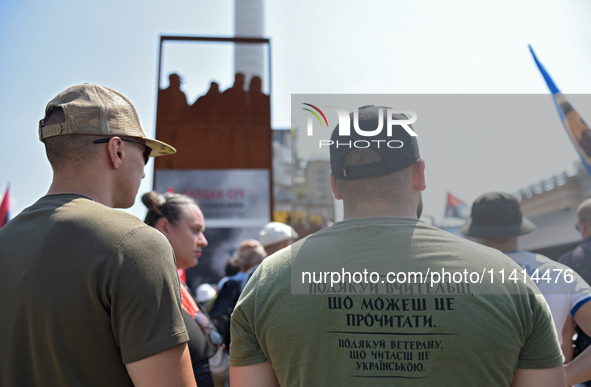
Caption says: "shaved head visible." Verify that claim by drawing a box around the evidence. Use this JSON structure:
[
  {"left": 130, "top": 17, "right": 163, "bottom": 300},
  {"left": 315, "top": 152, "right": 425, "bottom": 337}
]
[
  {"left": 335, "top": 148, "right": 415, "bottom": 209},
  {"left": 577, "top": 198, "right": 591, "bottom": 222},
  {"left": 42, "top": 108, "right": 102, "bottom": 172}
]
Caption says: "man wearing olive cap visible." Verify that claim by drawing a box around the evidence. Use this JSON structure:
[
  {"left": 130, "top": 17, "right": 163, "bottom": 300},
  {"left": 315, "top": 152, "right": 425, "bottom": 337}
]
[{"left": 0, "top": 84, "right": 195, "bottom": 386}]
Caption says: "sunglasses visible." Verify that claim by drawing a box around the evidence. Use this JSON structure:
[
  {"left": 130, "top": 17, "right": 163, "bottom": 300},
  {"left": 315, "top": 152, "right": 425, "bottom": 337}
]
[{"left": 93, "top": 138, "right": 152, "bottom": 165}]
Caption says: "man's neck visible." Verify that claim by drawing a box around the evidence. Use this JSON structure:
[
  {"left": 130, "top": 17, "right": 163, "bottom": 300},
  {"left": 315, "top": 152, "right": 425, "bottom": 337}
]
[
  {"left": 342, "top": 204, "right": 418, "bottom": 221},
  {"left": 47, "top": 173, "right": 112, "bottom": 207},
  {"left": 480, "top": 237, "right": 519, "bottom": 253}
]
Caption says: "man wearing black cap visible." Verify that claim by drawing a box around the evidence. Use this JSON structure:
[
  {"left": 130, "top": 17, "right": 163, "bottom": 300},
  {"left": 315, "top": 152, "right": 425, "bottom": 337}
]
[
  {"left": 461, "top": 192, "right": 591, "bottom": 385},
  {"left": 0, "top": 84, "right": 195, "bottom": 386},
  {"left": 230, "top": 106, "right": 565, "bottom": 386}
]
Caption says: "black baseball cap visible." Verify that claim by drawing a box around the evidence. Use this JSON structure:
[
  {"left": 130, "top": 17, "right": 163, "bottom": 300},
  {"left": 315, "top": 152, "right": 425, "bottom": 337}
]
[{"left": 329, "top": 105, "right": 420, "bottom": 180}]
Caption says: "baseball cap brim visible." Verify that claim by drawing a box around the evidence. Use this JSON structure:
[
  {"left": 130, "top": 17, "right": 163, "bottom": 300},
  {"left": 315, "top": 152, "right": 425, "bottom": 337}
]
[{"left": 144, "top": 138, "right": 176, "bottom": 157}]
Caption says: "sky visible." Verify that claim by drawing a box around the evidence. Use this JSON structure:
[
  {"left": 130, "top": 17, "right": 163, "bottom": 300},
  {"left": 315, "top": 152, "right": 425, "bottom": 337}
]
[{"left": 2, "top": 0, "right": 591, "bottom": 225}]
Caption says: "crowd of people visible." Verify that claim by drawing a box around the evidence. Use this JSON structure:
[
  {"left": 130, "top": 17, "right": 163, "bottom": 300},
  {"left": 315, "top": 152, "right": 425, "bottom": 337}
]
[{"left": 2, "top": 84, "right": 591, "bottom": 386}]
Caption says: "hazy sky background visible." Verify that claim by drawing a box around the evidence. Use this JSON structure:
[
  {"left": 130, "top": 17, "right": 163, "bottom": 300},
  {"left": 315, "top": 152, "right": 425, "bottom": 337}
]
[{"left": 2, "top": 0, "right": 591, "bottom": 224}]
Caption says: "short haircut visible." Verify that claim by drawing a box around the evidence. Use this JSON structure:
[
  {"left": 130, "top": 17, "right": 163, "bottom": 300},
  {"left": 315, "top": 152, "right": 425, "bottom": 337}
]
[
  {"left": 336, "top": 148, "right": 413, "bottom": 204},
  {"left": 577, "top": 198, "right": 591, "bottom": 224},
  {"left": 42, "top": 107, "right": 103, "bottom": 172}
]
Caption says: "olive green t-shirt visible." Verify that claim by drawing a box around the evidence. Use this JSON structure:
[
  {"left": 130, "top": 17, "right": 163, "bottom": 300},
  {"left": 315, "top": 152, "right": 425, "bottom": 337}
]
[
  {"left": 0, "top": 195, "right": 189, "bottom": 386},
  {"left": 231, "top": 217, "right": 563, "bottom": 386}
]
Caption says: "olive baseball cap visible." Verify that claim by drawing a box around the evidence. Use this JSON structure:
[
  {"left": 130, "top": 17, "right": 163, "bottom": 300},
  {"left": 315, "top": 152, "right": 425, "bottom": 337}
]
[
  {"left": 330, "top": 105, "right": 420, "bottom": 180},
  {"left": 39, "top": 83, "right": 176, "bottom": 157},
  {"left": 460, "top": 192, "right": 536, "bottom": 238}
]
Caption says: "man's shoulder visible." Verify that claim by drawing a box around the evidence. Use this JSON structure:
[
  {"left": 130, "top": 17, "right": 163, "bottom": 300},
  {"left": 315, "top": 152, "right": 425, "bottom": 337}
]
[
  {"left": 329, "top": 218, "right": 512, "bottom": 259},
  {"left": 270, "top": 217, "right": 512, "bottom": 262},
  {"left": 67, "top": 197, "right": 161, "bottom": 239},
  {"left": 535, "top": 252, "right": 575, "bottom": 271},
  {"left": 509, "top": 250, "right": 559, "bottom": 267},
  {"left": 258, "top": 218, "right": 519, "bottom": 277},
  {"left": 559, "top": 239, "right": 591, "bottom": 265},
  {"left": 558, "top": 248, "right": 576, "bottom": 265},
  {"left": 14, "top": 194, "right": 163, "bottom": 246},
  {"left": 510, "top": 250, "right": 578, "bottom": 273}
]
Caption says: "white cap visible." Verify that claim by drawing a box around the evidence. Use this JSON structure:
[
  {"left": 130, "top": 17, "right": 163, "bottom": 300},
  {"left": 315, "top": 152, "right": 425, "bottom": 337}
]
[
  {"left": 195, "top": 283, "right": 217, "bottom": 303},
  {"left": 259, "top": 222, "right": 298, "bottom": 247}
]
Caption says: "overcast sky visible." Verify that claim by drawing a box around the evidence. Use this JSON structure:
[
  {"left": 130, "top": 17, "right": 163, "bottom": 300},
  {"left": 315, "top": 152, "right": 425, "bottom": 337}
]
[{"left": 2, "top": 0, "right": 591, "bottom": 224}]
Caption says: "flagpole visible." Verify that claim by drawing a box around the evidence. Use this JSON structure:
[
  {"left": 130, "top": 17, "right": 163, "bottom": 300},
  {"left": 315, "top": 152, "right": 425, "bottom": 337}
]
[{"left": 529, "top": 45, "right": 591, "bottom": 177}]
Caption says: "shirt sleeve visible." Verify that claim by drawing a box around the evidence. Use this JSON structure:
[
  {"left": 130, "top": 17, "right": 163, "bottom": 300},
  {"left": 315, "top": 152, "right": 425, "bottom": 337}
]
[
  {"left": 517, "top": 293, "right": 565, "bottom": 369},
  {"left": 568, "top": 270, "right": 591, "bottom": 317},
  {"left": 229, "top": 267, "right": 268, "bottom": 367},
  {"left": 107, "top": 226, "right": 189, "bottom": 364}
]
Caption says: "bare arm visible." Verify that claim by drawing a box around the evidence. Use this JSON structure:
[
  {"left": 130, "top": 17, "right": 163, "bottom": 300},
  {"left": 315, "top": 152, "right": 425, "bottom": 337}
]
[
  {"left": 510, "top": 366, "right": 565, "bottom": 387},
  {"left": 125, "top": 343, "right": 196, "bottom": 387},
  {"left": 574, "top": 301, "right": 591, "bottom": 338},
  {"left": 566, "top": 345, "right": 591, "bottom": 385},
  {"left": 230, "top": 362, "right": 279, "bottom": 387},
  {"left": 562, "top": 315, "right": 576, "bottom": 363}
]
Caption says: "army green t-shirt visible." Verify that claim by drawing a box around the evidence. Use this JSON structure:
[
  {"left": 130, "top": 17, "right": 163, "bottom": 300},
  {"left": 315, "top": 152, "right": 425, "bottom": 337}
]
[
  {"left": 231, "top": 217, "right": 563, "bottom": 386},
  {"left": 0, "top": 195, "right": 189, "bottom": 386}
]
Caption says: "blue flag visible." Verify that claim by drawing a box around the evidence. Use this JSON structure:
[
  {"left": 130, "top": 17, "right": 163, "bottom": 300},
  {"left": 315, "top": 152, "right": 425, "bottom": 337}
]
[{"left": 530, "top": 45, "right": 591, "bottom": 176}]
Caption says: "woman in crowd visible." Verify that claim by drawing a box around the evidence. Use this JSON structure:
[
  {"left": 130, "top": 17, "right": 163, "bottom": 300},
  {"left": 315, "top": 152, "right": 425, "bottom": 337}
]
[{"left": 142, "top": 191, "right": 224, "bottom": 387}]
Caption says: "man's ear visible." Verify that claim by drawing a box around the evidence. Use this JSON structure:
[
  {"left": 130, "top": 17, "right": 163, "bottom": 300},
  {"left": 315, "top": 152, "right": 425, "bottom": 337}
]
[
  {"left": 330, "top": 172, "right": 343, "bottom": 200},
  {"left": 579, "top": 219, "right": 591, "bottom": 238},
  {"left": 107, "top": 137, "right": 124, "bottom": 169},
  {"left": 412, "top": 159, "right": 426, "bottom": 191}
]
